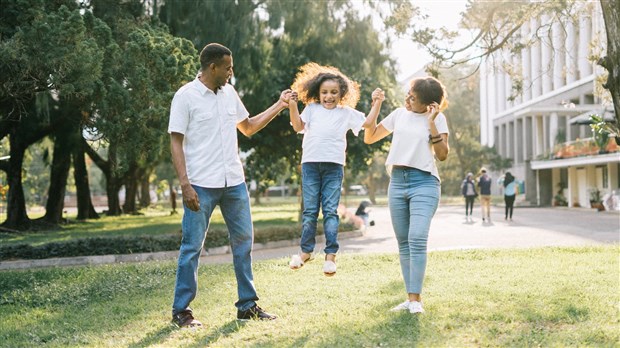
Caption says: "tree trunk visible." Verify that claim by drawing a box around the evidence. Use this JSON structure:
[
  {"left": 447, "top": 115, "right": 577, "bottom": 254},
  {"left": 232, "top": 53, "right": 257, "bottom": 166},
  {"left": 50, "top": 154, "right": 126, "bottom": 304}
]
[
  {"left": 366, "top": 170, "right": 377, "bottom": 205},
  {"left": 2, "top": 134, "right": 30, "bottom": 230},
  {"left": 599, "top": 0, "right": 620, "bottom": 129},
  {"left": 84, "top": 140, "right": 123, "bottom": 216},
  {"left": 123, "top": 162, "right": 139, "bottom": 214},
  {"left": 139, "top": 168, "right": 151, "bottom": 208},
  {"left": 73, "top": 137, "right": 99, "bottom": 220},
  {"left": 169, "top": 185, "right": 177, "bottom": 214},
  {"left": 41, "top": 126, "right": 72, "bottom": 225}
]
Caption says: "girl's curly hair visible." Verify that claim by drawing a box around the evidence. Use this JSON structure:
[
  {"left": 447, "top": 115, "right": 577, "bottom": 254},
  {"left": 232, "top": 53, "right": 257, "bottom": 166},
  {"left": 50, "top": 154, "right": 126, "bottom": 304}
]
[{"left": 291, "top": 62, "right": 360, "bottom": 108}]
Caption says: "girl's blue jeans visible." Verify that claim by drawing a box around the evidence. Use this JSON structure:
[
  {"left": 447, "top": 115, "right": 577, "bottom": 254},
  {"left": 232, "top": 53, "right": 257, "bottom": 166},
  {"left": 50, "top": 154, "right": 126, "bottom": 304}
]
[
  {"left": 388, "top": 166, "right": 440, "bottom": 294},
  {"left": 300, "top": 162, "right": 344, "bottom": 255},
  {"left": 172, "top": 183, "right": 258, "bottom": 315}
]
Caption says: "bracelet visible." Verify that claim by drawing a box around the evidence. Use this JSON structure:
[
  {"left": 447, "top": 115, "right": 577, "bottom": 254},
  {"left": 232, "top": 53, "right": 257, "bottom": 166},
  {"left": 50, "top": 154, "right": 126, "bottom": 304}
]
[
  {"left": 432, "top": 138, "right": 443, "bottom": 144},
  {"left": 428, "top": 134, "right": 441, "bottom": 142}
]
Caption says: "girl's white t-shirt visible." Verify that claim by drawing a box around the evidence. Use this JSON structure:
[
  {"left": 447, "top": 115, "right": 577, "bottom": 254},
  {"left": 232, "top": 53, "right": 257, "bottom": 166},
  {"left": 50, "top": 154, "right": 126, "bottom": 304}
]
[
  {"left": 299, "top": 103, "right": 365, "bottom": 165},
  {"left": 380, "top": 107, "right": 449, "bottom": 181}
]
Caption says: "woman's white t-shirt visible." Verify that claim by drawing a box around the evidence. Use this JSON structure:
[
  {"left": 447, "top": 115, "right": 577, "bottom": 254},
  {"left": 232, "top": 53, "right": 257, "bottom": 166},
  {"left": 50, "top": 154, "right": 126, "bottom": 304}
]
[
  {"left": 380, "top": 107, "right": 449, "bottom": 181},
  {"left": 299, "top": 103, "right": 365, "bottom": 165}
]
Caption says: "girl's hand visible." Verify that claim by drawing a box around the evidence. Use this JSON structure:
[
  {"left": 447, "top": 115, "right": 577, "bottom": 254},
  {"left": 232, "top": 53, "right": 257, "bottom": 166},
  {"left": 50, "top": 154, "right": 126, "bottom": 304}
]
[
  {"left": 279, "top": 89, "right": 292, "bottom": 108},
  {"left": 371, "top": 88, "right": 385, "bottom": 106},
  {"left": 289, "top": 91, "right": 298, "bottom": 105},
  {"left": 428, "top": 102, "right": 440, "bottom": 121}
]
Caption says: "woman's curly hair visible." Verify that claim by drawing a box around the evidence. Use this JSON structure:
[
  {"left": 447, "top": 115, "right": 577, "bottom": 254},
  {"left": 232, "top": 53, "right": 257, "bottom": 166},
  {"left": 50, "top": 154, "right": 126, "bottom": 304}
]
[{"left": 291, "top": 62, "right": 360, "bottom": 108}]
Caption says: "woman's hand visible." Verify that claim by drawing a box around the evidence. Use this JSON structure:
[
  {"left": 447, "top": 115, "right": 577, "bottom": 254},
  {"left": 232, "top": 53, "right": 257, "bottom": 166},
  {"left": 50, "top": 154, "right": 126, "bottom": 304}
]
[{"left": 428, "top": 102, "right": 440, "bottom": 122}]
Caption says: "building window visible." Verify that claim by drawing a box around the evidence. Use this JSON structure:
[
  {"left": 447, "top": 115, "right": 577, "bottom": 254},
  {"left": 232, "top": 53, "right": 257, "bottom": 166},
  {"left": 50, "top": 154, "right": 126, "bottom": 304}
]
[{"left": 602, "top": 166, "right": 608, "bottom": 189}]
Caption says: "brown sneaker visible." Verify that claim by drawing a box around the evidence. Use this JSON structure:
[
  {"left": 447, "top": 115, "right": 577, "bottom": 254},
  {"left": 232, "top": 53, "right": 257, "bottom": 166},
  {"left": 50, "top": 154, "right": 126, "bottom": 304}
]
[{"left": 172, "top": 310, "right": 202, "bottom": 328}]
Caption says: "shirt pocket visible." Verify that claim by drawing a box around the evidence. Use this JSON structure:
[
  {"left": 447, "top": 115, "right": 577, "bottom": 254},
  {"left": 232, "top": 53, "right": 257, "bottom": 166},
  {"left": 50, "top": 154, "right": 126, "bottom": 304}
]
[
  {"left": 226, "top": 104, "right": 238, "bottom": 121},
  {"left": 193, "top": 110, "right": 214, "bottom": 122}
]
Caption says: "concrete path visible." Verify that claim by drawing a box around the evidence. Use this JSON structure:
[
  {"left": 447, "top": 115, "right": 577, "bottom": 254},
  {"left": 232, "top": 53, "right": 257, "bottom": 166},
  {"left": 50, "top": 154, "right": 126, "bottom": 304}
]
[
  {"left": 1, "top": 204, "right": 618, "bottom": 270},
  {"left": 206, "top": 204, "right": 619, "bottom": 264}
]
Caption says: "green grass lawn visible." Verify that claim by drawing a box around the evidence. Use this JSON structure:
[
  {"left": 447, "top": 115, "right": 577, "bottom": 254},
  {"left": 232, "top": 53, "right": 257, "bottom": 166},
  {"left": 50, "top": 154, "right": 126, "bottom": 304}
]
[{"left": 1, "top": 246, "right": 618, "bottom": 347}]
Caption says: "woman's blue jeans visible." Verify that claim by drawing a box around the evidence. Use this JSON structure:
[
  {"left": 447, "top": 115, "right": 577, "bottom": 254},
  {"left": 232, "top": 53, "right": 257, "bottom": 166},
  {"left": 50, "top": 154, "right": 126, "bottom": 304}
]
[
  {"left": 388, "top": 167, "right": 440, "bottom": 294},
  {"left": 301, "top": 162, "right": 344, "bottom": 255},
  {"left": 172, "top": 183, "right": 258, "bottom": 315}
]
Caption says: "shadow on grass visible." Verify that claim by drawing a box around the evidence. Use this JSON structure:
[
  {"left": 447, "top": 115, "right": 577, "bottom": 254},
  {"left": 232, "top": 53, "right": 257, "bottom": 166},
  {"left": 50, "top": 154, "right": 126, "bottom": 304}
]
[
  {"left": 187, "top": 320, "right": 245, "bottom": 347},
  {"left": 128, "top": 324, "right": 177, "bottom": 348}
]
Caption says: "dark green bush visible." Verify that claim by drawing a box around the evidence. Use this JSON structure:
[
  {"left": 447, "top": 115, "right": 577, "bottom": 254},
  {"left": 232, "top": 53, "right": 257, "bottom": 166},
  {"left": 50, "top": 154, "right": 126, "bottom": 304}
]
[{"left": 0, "top": 223, "right": 355, "bottom": 261}]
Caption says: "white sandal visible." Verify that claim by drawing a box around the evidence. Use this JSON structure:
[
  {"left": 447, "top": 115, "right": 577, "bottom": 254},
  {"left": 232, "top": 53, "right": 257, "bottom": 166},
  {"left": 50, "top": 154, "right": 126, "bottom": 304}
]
[
  {"left": 289, "top": 253, "right": 312, "bottom": 270},
  {"left": 323, "top": 260, "right": 337, "bottom": 276}
]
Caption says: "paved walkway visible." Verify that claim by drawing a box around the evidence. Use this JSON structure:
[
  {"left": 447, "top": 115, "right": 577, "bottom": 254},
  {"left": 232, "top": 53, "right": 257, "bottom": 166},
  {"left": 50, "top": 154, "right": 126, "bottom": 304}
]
[
  {"left": 1, "top": 204, "right": 618, "bottom": 270},
  {"left": 205, "top": 204, "right": 619, "bottom": 264}
]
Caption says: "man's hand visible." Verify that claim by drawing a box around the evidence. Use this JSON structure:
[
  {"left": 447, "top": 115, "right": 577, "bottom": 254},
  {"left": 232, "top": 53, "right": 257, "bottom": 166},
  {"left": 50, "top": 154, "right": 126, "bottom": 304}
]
[{"left": 181, "top": 183, "right": 200, "bottom": 211}]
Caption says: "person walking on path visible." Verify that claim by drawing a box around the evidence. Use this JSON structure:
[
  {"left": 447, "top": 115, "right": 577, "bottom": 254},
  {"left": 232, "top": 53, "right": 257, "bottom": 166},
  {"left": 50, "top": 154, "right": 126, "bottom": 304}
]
[
  {"left": 287, "top": 62, "right": 381, "bottom": 276},
  {"left": 498, "top": 172, "right": 517, "bottom": 221},
  {"left": 461, "top": 172, "right": 477, "bottom": 221},
  {"left": 477, "top": 167, "right": 492, "bottom": 222},
  {"left": 168, "top": 43, "right": 291, "bottom": 327},
  {"left": 363, "top": 76, "right": 450, "bottom": 314}
]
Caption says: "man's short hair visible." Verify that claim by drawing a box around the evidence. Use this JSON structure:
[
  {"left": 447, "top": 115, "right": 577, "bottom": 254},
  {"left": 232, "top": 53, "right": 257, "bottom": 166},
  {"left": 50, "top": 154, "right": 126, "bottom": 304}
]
[{"left": 200, "top": 43, "right": 232, "bottom": 70}]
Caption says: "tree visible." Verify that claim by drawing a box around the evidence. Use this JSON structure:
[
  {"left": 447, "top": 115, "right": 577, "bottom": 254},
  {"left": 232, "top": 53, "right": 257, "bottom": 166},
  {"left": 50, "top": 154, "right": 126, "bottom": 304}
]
[
  {"left": 0, "top": 1, "right": 107, "bottom": 230},
  {"left": 84, "top": 0, "right": 197, "bottom": 215},
  {"left": 598, "top": 0, "right": 620, "bottom": 131},
  {"left": 384, "top": 0, "right": 619, "bottom": 131},
  {"left": 158, "top": 0, "right": 401, "bottom": 208}
]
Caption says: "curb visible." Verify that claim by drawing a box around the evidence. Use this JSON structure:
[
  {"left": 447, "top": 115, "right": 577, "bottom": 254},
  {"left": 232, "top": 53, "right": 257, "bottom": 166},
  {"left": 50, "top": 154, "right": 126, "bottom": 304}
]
[{"left": 0, "top": 230, "right": 365, "bottom": 271}]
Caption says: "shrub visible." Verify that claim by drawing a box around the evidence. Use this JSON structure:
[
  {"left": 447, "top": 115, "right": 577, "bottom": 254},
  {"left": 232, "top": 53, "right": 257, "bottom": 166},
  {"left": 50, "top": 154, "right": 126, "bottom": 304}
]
[{"left": 0, "top": 223, "right": 356, "bottom": 261}]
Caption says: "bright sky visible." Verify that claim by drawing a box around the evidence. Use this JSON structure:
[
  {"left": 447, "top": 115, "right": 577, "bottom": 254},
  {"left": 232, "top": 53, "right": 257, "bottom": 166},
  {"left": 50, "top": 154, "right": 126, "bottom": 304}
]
[{"left": 385, "top": 0, "right": 469, "bottom": 81}]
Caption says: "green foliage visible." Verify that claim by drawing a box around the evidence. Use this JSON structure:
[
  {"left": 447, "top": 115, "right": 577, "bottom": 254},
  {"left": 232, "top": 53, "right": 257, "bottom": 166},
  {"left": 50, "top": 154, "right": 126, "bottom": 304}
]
[
  {"left": 590, "top": 114, "right": 617, "bottom": 151},
  {"left": 159, "top": 0, "right": 401, "bottom": 189},
  {"left": 0, "top": 247, "right": 617, "bottom": 346}
]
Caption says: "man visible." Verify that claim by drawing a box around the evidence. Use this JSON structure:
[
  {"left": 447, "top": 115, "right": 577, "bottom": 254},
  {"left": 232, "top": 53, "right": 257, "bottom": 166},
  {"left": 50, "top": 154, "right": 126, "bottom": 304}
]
[
  {"left": 168, "top": 43, "right": 291, "bottom": 327},
  {"left": 477, "top": 167, "right": 492, "bottom": 222}
]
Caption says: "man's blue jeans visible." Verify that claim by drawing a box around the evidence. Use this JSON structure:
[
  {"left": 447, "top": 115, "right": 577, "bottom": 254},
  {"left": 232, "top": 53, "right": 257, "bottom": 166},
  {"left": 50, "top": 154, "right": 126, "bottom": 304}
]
[
  {"left": 388, "top": 167, "right": 440, "bottom": 294},
  {"left": 172, "top": 183, "right": 258, "bottom": 315},
  {"left": 301, "top": 162, "right": 344, "bottom": 255}
]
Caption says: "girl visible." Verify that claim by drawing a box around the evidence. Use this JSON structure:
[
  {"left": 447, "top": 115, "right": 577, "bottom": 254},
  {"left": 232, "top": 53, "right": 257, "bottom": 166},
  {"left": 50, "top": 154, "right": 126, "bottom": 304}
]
[
  {"left": 287, "top": 62, "right": 381, "bottom": 276},
  {"left": 364, "top": 77, "right": 450, "bottom": 314}
]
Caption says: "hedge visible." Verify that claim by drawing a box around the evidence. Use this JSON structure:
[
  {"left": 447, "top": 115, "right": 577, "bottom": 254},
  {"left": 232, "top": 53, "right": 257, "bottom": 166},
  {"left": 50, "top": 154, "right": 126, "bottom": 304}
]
[{"left": 0, "top": 223, "right": 355, "bottom": 261}]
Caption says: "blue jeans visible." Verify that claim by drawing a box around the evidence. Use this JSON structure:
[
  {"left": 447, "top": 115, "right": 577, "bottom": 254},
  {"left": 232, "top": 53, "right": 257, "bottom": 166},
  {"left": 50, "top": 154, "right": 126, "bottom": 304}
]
[
  {"left": 172, "top": 183, "right": 258, "bottom": 315},
  {"left": 388, "top": 167, "right": 440, "bottom": 294},
  {"left": 301, "top": 162, "right": 344, "bottom": 255}
]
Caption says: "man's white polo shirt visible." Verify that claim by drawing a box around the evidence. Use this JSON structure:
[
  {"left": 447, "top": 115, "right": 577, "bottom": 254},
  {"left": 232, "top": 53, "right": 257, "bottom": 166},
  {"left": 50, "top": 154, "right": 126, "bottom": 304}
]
[{"left": 168, "top": 79, "right": 250, "bottom": 188}]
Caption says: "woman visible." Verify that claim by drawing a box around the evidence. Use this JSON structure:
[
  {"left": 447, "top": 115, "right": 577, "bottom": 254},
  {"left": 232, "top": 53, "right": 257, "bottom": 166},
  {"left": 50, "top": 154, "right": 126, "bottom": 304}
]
[
  {"left": 461, "top": 172, "right": 477, "bottom": 220},
  {"left": 363, "top": 77, "right": 449, "bottom": 314},
  {"left": 499, "top": 172, "right": 517, "bottom": 221}
]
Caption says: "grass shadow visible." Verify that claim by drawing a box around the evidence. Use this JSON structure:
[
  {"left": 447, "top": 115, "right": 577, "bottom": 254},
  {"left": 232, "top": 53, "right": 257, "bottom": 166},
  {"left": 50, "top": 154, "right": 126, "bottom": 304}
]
[
  {"left": 128, "top": 324, "right": 177, "bottom": 348},
  {"left": 187, "top": 319, "right": 245, "bottom": 347}
]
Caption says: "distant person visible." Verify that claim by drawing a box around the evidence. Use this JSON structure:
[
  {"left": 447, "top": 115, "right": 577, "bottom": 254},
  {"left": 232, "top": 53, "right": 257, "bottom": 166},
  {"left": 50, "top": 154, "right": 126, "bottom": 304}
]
[
  {"left": 461, "top": 172, "right": 477, "bottom": 220},
  {"left": 477, "top": 167, "right": 492, "bottom": 222},
  {"left": 287, "top": 62, "right": 381, "bottom": 276},
  {"left": 168, "top": 43, "right": 291, "bottom": 327},
  {"left": 364, "top": 76, "right": 450, "bottom": 314},
  {"left": 498, "top": 172, "right": 517, "bottom": 221},
  {"left": 355, "top": 200, "right": 375, "bottom": 227}
]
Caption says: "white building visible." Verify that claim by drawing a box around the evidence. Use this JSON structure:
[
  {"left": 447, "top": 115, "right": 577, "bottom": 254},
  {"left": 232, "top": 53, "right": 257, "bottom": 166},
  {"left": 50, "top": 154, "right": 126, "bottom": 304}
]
[{"left": 479, "top": 2, "right": 620, "bottom": 209}]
